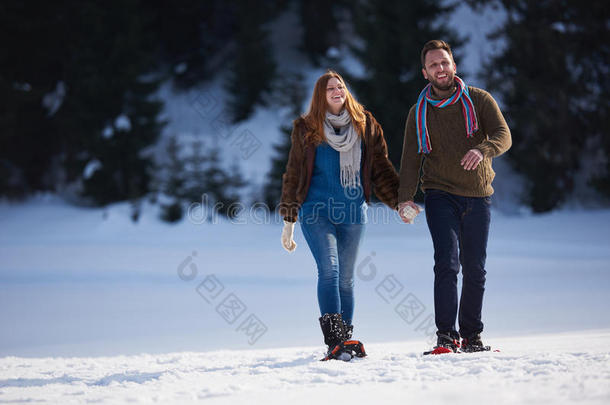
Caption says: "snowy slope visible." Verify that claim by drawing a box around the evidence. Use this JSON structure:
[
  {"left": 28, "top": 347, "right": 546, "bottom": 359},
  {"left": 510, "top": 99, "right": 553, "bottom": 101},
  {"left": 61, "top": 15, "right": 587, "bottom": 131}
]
[{"left": 1, "top": 330, "right": 609, "bottom": 404}]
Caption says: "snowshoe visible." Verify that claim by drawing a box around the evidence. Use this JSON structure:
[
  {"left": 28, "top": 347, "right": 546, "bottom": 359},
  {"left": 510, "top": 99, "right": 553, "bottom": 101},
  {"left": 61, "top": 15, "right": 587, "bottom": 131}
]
[
  {"left": 461, "top": 334, "right": 492, "bottom": 353},
  {"left": 423, "top": 331, "right": 461, "bottom": 355},
  {"left": 344, "top": 339, "right": 367, "bottom": 358},
  {"left": 318, "top": 314, "right": 367, "bottom": 361}
]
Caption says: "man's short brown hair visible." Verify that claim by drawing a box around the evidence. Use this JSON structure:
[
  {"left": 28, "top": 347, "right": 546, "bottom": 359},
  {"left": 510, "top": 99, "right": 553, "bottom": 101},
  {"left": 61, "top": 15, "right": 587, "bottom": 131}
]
[{"left": 421, "top": 40, "right": 454, "bottom": 68}]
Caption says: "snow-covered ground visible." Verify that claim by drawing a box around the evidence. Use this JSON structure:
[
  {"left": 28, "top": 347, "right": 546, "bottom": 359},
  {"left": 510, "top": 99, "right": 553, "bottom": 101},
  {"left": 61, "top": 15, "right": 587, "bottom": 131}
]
[
  {"left": 1, "top": 196, "right": 609, "bottom": 403},
  {"left": 1, "top": 330, "right": 609, "bottom": 404}
]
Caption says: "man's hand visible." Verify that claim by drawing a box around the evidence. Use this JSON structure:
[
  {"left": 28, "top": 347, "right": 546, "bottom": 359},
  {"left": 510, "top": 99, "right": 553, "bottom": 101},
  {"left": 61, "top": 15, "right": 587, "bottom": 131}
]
[
  {"left": 397, "top": 201, "right": 422, "bottom": 224},
  {"left": 461, "top": 149, "right": 484, "bottom": 170}
]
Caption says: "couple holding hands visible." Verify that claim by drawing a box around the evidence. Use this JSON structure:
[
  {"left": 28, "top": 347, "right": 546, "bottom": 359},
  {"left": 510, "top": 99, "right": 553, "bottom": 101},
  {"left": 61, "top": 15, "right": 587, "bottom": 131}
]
[{"left": 279, "top": 40, "right": 511, "bottom": 360}]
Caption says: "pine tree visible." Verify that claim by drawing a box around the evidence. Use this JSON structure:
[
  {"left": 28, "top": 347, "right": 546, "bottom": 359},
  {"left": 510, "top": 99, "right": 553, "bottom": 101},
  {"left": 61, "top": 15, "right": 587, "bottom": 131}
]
[
  {"left": 263, "top": 129, "right": 293, "bottom": 210},
  {"left": 161, "top": 137, "right": 187, "bottom": 199},
  {"left": 144, "top": 0, "right": 218, "bottom": 88},
  {"left": 262, "top": 72, "right": 307, "bottom": 209},
  {"left": 157, "top": 136, "right": 187, "bottom": 223},
  {"left": 0, "top": 1, "right": 164, "bottom": 204},
  {"left": 0, "top": 2, "right": 70, "bottom": 196},
  {"left": 157, "top": 137, "right": 246, "bottom": 221},
  {"left": 195, "top": 140, "right": 246, "bottom": 219},
  {"left": 76, "top": 2, "right": 163, "bottom": 205},
  {"left": 82, "top": 78, "right": 164, "bottom": 205},
  {"left": 470, "top": 0, "right": 610, "bottom": 211},
  {"left": 224, "top": 159, "right": 247, "bottom": 218},
  {"left": 298, "top": 0, "right": 344, "bottom": 65},
  {"left": 182, "top": 139, "right": 209, "bottom": 204},
  {"left": 224, "top": 0, "right": 285, "bottom": 123}
]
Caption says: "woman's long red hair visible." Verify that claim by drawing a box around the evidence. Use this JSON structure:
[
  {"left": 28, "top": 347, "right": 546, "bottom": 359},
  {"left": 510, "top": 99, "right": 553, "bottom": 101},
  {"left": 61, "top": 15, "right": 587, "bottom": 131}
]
[{"left": 302, "top": 70, "right": 366, "bottom": 145}]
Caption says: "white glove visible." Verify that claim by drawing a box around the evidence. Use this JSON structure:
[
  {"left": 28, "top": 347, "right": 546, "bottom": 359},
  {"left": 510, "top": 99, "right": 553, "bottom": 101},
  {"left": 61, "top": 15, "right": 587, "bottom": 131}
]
[
  {"left": 281, "top": 220, "right": 297, "bottom": 252},
  {"left": 397, "top": 201, "right": 422, "bottom": 224}
]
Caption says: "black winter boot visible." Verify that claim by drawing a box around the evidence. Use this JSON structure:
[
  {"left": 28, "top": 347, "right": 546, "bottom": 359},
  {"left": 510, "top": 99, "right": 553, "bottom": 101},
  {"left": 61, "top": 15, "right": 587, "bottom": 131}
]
[
  {"left": 424, "top": 331, "right": 461, "bottom": 355},
  {"left": 319, "top": 313, "right": 352, "bottom": 361},
  {"left": 461, "top": 333, "right": 491, "bottom": 353}
]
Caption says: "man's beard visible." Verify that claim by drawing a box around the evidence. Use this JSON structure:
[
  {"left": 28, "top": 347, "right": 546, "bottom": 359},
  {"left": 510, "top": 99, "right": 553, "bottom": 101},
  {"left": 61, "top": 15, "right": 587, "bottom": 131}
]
[{"left": 430, "top": 73, "right": 455, "bottom": 92}]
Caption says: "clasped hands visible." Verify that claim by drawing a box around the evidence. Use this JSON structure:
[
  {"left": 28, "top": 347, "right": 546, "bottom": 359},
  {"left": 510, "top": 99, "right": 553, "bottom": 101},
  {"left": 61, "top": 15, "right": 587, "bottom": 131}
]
[{"left": 397, "top": 201, "right": 422, "bottom": 224}]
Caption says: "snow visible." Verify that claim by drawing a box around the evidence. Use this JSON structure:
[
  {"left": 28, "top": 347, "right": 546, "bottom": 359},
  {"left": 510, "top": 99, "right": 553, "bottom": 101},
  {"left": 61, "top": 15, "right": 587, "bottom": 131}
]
[
  {"left": 0, "top": 195, "right": 609, "bottom": 403},
  {"left": 13, "top": 82, "right": 32, "bottom": 92},
  {"left": 82, "top": 159, "right": 102, "bottom": 179},
  {"left": 154, "top": 79, "right": 275, "bottom": 187},
  {"left": 326, "top": 46, "right": 340, "bottom": 59},
  {"left": 102, "top": 125, "right": 114, "bottom": 139},
  {"left": 114, "top": 114, "right": 132, "bottom": 132},
  {"left": 446, "top": 2, "right": 507, "bottom": 88},
  {"left": 41, "top": 80, "right": 66, "bottom": 117},
  {"left": 0, "top": 330, "right": 608, "bottom": 404},
  {"left": 174, "top": 62, "right": 188, "bottom": 75}
]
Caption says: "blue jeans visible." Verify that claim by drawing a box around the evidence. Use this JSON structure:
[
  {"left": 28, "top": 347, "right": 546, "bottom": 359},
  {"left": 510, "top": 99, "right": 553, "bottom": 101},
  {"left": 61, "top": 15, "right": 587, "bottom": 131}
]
[
  {"left": 424, "top": 189, "right": 491, "bottom": 338},
  {"left": 300, "top": 216, "right": 365, "bottom": 325}
]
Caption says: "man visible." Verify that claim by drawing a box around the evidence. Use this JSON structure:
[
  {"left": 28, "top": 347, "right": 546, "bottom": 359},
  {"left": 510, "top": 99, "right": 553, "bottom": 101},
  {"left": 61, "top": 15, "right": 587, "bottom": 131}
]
[{"left": 397, "top": 40, "right": 511, "bottom": 354}]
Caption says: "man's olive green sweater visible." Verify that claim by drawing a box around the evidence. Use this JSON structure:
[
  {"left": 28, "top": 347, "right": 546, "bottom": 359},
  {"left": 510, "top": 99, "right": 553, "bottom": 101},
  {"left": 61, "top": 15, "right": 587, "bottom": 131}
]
[{"left": 398, "top": 86, "right": 511, "bottom": 202}]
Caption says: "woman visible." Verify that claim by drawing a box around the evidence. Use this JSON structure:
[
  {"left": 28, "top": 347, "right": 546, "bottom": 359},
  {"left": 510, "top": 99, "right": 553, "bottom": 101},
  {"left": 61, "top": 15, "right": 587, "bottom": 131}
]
[{"left": 279, "top": 70, "right": 399, "bottom": 361}]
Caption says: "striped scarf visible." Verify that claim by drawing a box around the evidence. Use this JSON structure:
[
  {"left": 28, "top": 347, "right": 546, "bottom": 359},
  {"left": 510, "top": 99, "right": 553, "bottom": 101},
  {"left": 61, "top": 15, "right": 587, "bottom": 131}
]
[{"left": 415, "top": 76, "right": 478, "bottom": 154}]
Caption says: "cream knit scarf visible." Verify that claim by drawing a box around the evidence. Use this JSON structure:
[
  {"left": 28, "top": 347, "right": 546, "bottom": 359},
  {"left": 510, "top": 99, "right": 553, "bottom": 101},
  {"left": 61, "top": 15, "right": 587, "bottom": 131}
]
[{"left": 323, "top": 109, "right": 361, "bottom": 189}]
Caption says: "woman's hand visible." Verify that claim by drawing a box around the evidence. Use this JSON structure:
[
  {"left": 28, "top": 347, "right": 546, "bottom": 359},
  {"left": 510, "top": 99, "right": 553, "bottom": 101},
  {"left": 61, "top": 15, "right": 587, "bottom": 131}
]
[{"left": 281, "top": 220, "right": 297, "bottom": 252}]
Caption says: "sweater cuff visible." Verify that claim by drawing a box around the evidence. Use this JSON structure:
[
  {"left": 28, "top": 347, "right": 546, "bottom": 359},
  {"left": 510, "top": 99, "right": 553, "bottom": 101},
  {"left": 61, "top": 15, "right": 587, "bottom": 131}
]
[
  {"left": 397, "top": 187, "right": 413, "bottom": 203},
  {"left": 475, "top": 143, "right": 493, "bottom": 159}
]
